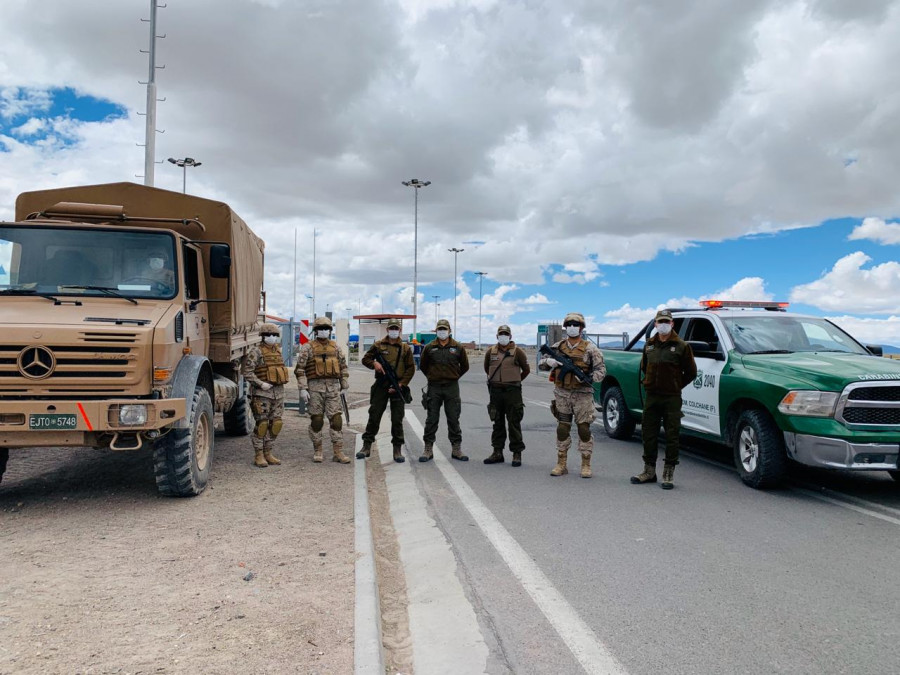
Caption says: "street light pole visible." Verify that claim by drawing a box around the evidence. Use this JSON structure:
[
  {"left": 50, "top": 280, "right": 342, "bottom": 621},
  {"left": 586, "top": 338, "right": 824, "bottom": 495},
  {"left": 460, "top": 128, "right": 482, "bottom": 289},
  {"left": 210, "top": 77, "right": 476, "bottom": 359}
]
[
  {"left": 402, "top": 178, "right": 431, "bottom": 340},
  {"left": 474, "top": 271, "right": 487, "bottom": 349},
  {"left": 305, "top": 294, "right": 313, "bottom": 325},
  {"left": 448, "top": 247, "right": 464, "bottom": 334},
  {"left": 167, "top": 157, "right": 201, "bottom": 193},
  {"left": 431, "top": 295, "right": 440, "bottom": 328}
]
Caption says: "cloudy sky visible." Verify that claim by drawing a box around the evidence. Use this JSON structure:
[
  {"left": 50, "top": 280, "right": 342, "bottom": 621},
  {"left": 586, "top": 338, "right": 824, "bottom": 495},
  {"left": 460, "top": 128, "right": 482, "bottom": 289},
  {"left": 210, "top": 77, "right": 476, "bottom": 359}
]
[{"left": 2, "top": 0, "right": 900, "bottom": 344}]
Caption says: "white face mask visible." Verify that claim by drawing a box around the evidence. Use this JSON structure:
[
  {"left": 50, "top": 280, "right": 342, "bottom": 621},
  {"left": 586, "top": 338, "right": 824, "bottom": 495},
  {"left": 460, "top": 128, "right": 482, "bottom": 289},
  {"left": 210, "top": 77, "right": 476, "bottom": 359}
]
[
  {"left": 263, "top": 335, "right": 279, "bottom": 345},
  {"left": 497, "top": 335, "right": 511, "bottom": 346},
  {"left": 387, "top": 329, "right": 400, "bottom": 339},
  {"left": 657, "top": 323, "right": 672, "bottom": 336},
  {"left": 565, "top": 325, "right": 582, "bottom": 338},
  {"left": 316, "top": 329, "right": 330, "bottom": 339},
  {"left": 436, "top": 329, "right": 449, "bottom": 340},
  {"left": 149, "top": 257, "right": 165, "bottom": 271}
]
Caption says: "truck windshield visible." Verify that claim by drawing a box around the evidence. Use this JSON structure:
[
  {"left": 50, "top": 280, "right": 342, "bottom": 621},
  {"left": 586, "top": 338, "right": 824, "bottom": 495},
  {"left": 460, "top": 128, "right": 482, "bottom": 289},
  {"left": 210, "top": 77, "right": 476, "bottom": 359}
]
[
  {"left": 723, "top": 315, "right": 870, "bottom": 355},
  {"left": 0, "top": 225, "right": 177, "bottom": 300}
]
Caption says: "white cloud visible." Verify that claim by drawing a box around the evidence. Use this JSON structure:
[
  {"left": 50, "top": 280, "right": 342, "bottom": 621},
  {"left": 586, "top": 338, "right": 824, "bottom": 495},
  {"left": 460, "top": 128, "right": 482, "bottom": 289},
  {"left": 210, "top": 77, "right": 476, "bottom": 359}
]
[
  {"left": 789, "top": 252, "right": 900, "bottom": 313},
  {"left": 848, "top": 216, "right": 900, "bottom": 245}
]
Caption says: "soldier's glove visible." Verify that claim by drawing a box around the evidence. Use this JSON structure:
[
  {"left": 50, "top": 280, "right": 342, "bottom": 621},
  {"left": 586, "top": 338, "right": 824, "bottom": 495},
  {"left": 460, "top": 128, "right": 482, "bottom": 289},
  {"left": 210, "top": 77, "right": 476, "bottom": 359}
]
[
  {"left": 543, "top": 357, "right": 561, "bottom": 368},
  {"left": 259, "top": 382, "right": 273, "bottom": 391},
  {"left": 300, "top": 389, "right": 310, "bottom": 403},
  {"left": 340, "top": 378, "right": 349, "bottom": 390}
]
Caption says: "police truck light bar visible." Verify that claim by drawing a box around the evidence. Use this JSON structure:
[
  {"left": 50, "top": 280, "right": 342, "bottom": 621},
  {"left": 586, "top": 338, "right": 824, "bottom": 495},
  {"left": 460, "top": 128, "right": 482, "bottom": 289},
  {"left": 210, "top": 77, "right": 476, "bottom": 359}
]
[{"left": 700, "top": 300, "right": 789, "bottom": 309}]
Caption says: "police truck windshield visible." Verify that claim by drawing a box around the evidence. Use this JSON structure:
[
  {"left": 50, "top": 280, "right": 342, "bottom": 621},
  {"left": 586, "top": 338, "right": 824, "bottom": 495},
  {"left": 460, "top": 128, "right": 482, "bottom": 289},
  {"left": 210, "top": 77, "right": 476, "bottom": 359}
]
[
  {"left": 0, "top": 226, "right": 177, "bottom": 300},
  {"left": 723, "top": 315, "right": 869, "bottom": 355}
]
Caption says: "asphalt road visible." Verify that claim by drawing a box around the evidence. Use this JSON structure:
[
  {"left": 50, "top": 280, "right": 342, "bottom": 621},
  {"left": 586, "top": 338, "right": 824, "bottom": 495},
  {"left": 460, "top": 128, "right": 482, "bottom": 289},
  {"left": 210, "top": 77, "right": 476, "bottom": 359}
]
[{"left": 401, "top": 365, "right": 900, "bottom": 675}]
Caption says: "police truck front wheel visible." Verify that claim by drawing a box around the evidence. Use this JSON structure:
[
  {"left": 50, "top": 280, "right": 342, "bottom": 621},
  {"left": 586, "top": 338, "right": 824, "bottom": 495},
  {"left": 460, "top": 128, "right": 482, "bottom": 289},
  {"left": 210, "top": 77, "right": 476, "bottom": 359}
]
[
  {"left": 602, "top": 386, "right": 637, "bottom": 440},
  {"left": 153, "top": 386, "right": 215, "bottom": 497},
  {"left": 733, "top": 409, "right": 787, "bottom": 489}
]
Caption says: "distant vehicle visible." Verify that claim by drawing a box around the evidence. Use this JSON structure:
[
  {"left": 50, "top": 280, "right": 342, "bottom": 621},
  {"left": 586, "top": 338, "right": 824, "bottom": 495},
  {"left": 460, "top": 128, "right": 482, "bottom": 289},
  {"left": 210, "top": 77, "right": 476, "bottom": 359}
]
[
  {"left": 0, "top": 183, "right": 266, "bottom": 496},
  {"left": 597, "top": 300, "right": 900, "bottom": 488}
]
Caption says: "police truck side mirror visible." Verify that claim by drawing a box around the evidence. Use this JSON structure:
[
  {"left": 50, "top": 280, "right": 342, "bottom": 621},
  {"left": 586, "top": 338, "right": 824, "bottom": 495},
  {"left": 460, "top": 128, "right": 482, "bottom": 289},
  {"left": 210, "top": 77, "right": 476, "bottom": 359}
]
[
  {"left": 865, "top": 344, "right": 883, "bottom": 357},
  {"left": 209, "top": 244, "right": 231, "bottom": 278}
]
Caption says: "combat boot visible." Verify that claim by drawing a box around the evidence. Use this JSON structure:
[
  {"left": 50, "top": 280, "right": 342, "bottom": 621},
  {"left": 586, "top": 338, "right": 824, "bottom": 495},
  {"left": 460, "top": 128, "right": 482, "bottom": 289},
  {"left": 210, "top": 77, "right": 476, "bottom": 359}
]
[
  {"left": 253, "top": 449, "right": 268, "bottom": 468},
  {"left": 483, "top": 449, "right": 505, "bottom": 464},
  {"left": 313, "top": 443, "right": 324, "bottom": 463},
  {"left": 263, "top": 449, "right": 281, "bottom": 465},
  {"left": 451, "top": 444, "right": 469, "bottom": 462},
  {"left": 550, "top": 450, "right": 568, "bottom": 476},
  {"left": 419, "top": 444, "right": 434, "bottom": 463},
  {"left": 511, "top": 452, "right": 522, "bottom": 468},
  {"left": 580, "top": 454, "right": 592, "bottom": 479},
  {"left": 392, "top": 444, "right": 405, "bottom": 463},
  {"left": 332, "top": 444, "right": 351, "bottom": 464},
  {"left": 630, "top": 463, "right": 657, "bottom": 484},
  {"left": 356, "top": 441, "right": 372, "bottom": 460},
  {"left": 661, "top": 464, "right": 675, "bottom": 490}
]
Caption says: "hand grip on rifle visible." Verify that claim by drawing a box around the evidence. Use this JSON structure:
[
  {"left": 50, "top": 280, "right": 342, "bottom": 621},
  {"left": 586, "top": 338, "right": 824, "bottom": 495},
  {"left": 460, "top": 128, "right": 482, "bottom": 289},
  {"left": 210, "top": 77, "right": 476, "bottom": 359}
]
[{"left": 539, "top": 344, "right": 594, "bottom": 387}]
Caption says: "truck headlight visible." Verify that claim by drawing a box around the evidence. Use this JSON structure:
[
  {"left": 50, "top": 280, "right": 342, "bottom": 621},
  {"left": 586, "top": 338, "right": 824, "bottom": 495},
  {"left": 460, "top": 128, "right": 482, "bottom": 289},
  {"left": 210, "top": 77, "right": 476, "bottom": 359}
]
[
  {"left": 778, "top": 391, "right": 838, "bottom": 417},
  {"left": 119, "top": 404, "right": 148, "bottom": 426}
]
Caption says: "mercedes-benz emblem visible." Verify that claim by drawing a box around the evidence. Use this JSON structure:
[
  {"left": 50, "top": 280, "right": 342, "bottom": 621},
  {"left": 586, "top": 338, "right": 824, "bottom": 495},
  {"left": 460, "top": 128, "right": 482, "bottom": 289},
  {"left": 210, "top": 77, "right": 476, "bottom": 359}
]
[{"left": 18, "top": 346, "right": 56, "bottom": 380}]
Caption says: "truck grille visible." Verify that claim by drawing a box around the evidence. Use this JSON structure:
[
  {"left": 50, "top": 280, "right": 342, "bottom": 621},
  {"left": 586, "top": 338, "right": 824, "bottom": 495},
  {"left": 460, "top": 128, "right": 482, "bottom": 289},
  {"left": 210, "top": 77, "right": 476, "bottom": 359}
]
[{"left": 836, "top": 382, "right": 900, "bottom": 427}]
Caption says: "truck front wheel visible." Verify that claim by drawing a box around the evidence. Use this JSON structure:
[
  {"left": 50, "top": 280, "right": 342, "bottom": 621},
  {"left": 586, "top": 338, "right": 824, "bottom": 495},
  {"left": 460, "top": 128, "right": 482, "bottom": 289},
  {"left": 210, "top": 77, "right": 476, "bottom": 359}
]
[
  {"left": 733, "top": 409, "right": 787, "bottom": 489},
  {"left": 153, "top": 386, "right": 215, "bottom": 497},
  {"left": 602, "top": 386, "right": 637, "bottom": 440}
]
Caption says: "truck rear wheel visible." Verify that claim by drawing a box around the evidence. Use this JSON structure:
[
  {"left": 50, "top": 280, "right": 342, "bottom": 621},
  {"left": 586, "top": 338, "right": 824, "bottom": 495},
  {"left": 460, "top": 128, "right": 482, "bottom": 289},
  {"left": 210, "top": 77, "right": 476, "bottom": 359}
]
[
  {"left": 0, "top": 449, "right": 8, "bottom": 485},
  {"left": 602, "top": 386, "right": 637, "bottom": 440},
  {"left": 153, "top": 386, "right": 214, "bottom": 497},
  {"left": 733, "top": 409, "right": 787, "bottom": 489},
  {"left": 223, "top": 394, "right": 253, "bottom": 436}
]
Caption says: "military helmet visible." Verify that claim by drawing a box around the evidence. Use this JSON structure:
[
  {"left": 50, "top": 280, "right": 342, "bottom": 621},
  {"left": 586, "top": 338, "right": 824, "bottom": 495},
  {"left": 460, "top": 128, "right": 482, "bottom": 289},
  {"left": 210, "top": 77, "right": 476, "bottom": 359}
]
[
  {"left": 259, "top": 322, "right": 281, "bottom": 336},
  {"left": 312, "top": 316, "right": 333, "bottom": 330},
  {"left": 563, "top": 312, "right": 586, "bottom": 327},
  {"left": 496, "top": 324, "right": 511, "bottom": 335},
  {"left": 387, "top": 319, "right": 401, "bottom": 329},
  {"left": 435, "top": 319, "right": 451, "bottom": 331}
]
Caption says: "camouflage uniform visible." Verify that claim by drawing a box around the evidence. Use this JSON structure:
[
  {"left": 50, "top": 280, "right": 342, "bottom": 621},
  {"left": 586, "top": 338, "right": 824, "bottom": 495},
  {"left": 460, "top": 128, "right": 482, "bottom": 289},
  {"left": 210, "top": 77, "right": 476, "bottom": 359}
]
[
  {"left": 295, "top": 316, "right": 350, "bottom": 463},
  {"left": 241, "top": 323, "right": 290, "bottom": 467},
  {"left": 539, "top": 312, "right": 606, "bottom": 478}
]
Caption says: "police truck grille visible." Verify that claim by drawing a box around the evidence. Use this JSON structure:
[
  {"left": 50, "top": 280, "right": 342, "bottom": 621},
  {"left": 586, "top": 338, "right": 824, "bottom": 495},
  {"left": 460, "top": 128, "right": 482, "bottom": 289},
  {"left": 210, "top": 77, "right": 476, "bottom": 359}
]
[{"left": 836, "top": 382, "right": 900, "bottom": 428}]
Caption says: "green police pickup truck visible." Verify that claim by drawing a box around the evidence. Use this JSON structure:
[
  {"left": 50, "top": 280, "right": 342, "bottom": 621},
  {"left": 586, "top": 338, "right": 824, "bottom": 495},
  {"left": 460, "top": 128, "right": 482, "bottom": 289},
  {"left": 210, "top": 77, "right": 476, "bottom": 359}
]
[{"left": 596, "top": 300, "right": 900, "bottom": 488}]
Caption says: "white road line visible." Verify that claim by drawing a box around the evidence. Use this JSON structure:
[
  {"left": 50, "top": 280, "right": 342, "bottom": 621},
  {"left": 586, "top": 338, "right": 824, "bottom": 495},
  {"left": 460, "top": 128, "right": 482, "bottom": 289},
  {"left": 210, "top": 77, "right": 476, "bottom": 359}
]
[
  {"left": 791, "top": 482, "right": 900, "bottom": 519},
  {"left": 405, "top": 410, "right": 627, "bottom": 675},
  {"left": 525, "top": 398, "right": 550, "bottom": 408},
  {"left": 792, "top": 488, "right": 900, "bottom": 527},
  {"left": 375, "top": 431, "right": 489, "bottom": 674}
]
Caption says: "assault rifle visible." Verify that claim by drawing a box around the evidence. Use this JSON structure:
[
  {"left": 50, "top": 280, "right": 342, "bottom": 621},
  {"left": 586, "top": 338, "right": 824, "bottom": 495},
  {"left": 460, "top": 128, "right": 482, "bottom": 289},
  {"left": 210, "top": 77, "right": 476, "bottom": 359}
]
[
  {"left": 371, "top": 346, "right": 414, "bottom": 404},
  {"left": 539, "top": 343, "right": 594, "bottom": 388}
]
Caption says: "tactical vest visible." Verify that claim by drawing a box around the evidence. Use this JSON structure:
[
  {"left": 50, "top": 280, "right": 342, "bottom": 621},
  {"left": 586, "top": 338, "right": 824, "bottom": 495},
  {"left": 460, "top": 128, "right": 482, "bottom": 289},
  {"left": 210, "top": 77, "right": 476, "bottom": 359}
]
[
  {"left": 487, "top": 345, "right": 524, "bottom": 385},
  {"left": 254, "top": 345, "right": 290, "bottom": 385},
  {"left": 305, "top": 340, "right": 342, "bottom": 379},
  {"left": 554, "top": 340, "right": 590, "bottom": 389}
]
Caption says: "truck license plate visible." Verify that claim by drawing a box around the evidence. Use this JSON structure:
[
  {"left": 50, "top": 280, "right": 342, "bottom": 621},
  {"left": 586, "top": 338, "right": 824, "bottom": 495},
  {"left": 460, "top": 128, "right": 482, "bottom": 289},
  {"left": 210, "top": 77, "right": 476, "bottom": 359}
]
[{"left": 29, "top": 414, "right": 78, "bottom": 430}]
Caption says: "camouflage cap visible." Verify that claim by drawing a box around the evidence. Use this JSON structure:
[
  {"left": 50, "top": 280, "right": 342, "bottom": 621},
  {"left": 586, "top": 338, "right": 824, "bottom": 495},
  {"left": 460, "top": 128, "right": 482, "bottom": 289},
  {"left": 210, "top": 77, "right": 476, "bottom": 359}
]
[
  {"left": 312, "top": 316, "right": 333, "bottom": 329},
  {"left": 259, "top": 322, "right": 281, "bottom": 336},
  {"left": 435, "top": 319, "right": 451, "bottom": 331},
  {"left": 563, "top": 312, "right": 586, "bottom": 326},
  {"left": 654, "top": 309, "right": 673, "bottom": 322},
  {"left": 386, "top": 319, "right": 402, "bottom": 329},
  {"left": 496, "top": 324, "right": 511, "bottom": 335}
]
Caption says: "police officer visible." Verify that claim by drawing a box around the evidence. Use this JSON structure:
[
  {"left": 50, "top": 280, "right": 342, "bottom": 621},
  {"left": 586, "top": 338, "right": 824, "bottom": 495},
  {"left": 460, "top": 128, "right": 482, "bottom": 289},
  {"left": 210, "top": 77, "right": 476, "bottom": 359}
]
[
  {"left": 419, "top": 319, "right": 469, "bottom": 462},
  {"left": 295, "top": 316, "right": 351, "bottom": 464},
  {"left": 359, "top": 319, "right": 415, "bottom": 463},
  {"left": 483, "top": 325, "right": 530, "bottom": 467},
  {"left": 539, "top": 312, "right": 606, "bottom": 478},
  {"left": 242, "top": 323, "right": 290, "bottom": 467},
  {"left": 631, "top": 309, "right": 697, "bottom": 489}
]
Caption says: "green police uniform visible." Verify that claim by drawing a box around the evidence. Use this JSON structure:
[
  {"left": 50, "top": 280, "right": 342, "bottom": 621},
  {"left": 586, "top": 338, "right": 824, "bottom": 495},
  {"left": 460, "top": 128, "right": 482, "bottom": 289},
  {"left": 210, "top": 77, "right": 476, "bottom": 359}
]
[
  {"left": 419, "top": 319, "right": 469, "bottom": 461},
  {"left": 483, "top": 325, "right": 530, "bottom": 466}
]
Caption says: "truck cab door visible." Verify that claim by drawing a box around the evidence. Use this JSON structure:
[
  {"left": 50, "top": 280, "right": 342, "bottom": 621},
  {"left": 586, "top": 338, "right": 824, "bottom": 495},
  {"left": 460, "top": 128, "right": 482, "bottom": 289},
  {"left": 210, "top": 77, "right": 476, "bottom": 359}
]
[
  {"left": 680, "top": 316, "right": 725, "bottom": 437},
  {"left": 182, "top": 244, "right": 209, "bottom": 357}
]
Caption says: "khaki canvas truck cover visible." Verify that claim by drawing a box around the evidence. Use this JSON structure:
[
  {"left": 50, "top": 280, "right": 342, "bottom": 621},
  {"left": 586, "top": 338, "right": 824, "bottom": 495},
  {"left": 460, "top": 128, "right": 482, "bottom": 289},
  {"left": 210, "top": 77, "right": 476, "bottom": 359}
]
[{"left": 15, "top": 182, "right": 265, "bottom": 353}]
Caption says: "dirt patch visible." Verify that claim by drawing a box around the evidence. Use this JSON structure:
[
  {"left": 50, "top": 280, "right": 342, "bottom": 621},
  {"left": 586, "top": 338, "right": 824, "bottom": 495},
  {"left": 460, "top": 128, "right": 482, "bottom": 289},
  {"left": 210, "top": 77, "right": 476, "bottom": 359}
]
[{"left": 0, "top": 386, "right": 355, "bottom": 674}]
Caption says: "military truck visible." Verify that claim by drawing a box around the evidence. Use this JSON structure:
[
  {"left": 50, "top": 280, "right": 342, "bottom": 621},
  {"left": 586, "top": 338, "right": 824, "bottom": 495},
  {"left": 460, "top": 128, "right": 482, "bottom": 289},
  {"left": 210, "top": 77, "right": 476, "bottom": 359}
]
[
  {"left": 597, "top": 300, "right": 900, "bottom": 488},
  {"left": 0, "top": 182, "right": 265, "bottom": 496}
]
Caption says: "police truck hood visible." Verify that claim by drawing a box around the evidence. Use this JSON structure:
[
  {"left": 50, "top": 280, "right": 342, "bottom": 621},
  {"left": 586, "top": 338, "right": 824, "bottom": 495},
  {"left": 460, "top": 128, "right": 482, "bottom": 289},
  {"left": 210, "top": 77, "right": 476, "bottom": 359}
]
[{"left": 739, "top": 351, "right": 900, "bottom": 390}]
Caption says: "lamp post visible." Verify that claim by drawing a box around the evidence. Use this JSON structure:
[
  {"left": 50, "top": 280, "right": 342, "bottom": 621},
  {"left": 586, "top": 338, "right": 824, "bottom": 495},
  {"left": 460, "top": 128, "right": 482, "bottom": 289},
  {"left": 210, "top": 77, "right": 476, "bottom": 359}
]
[
  {"left": 402, "top": 178, "right": 431, "bottom": 340},
  {"left": 305, "top": 294, "right": 313, "bottom": 325},
  {"left": 448, "top": 247, "right": 464, "bottom": 334},
  {"left": 474, "top": 271, "right": 487, "bottom": 349},
  {"left": 431, "top": 295, "right": 440, "bottom": 328},
  {"left": 167, "top": 157, "right": 201, "bottom": 193}
]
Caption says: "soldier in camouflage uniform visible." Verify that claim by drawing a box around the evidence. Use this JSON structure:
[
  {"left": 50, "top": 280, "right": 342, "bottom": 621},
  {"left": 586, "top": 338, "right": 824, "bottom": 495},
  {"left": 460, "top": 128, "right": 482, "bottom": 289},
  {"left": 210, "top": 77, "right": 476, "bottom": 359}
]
[
  {"left": 241, "top": 323, "right": 290, "bottom": 468},
  {"left": 539, "top": 312, "right": 606, "bottom": 478},
  {"left": 295, "top": 316, "right": 351, "bottom": 464}
]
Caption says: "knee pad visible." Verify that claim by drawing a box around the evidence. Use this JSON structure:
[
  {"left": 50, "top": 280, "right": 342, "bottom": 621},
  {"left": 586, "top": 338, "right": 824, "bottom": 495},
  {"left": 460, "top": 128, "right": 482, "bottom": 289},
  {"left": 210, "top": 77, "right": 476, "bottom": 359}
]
[
  {"left": 577, "top": 422, "right": 592, "bottom": 442},
  {"left": 556, "top": 422, "right": 571, "bottom": 442},
  {"left": 310, "top": 414, "right": 324, "bottom": 432},
  {"left": 330, "top": 413, "right": 343, "bottom": 431},
  {"left": 254, "top": 419, "right": 269, "bottom": 438},
  {"left": 270, "top": 418, "right": 283, "bottom": 438}
]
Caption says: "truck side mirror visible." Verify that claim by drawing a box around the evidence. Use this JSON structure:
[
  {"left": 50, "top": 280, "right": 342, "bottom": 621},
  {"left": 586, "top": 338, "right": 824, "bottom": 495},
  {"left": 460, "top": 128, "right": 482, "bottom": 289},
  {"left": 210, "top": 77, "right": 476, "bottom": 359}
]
[
  {"left": 865, "top": 344, "right": 883, "bottom": 357},
  {"left": 209, "top": 244, "right": 231, "bottom": 278}
]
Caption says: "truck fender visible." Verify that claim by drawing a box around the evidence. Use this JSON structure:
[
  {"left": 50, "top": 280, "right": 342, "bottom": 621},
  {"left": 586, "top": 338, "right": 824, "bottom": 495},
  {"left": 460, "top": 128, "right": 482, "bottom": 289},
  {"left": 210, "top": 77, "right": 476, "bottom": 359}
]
[{"left": 169, "top": 355, "right": 214, "bottom": 429}]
